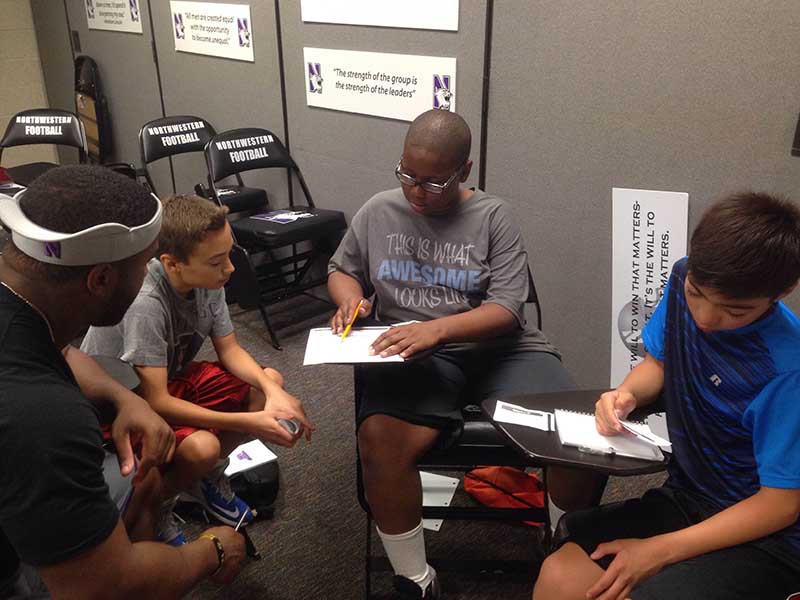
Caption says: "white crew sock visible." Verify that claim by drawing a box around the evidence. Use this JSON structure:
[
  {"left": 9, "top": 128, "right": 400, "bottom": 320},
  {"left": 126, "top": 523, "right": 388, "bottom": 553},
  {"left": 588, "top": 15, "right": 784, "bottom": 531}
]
[
  {"left": 548, "top": 494, "right": 566, "bottom": 534},
  {"left": 376, "top": 520, "right": 434, "bottom": 587}
]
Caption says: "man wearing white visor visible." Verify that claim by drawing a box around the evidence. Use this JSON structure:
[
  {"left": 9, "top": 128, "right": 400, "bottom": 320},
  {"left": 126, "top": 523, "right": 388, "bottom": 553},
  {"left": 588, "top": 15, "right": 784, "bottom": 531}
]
[{"left": 0, "top": 166, "right": 244, "bottom": 599}]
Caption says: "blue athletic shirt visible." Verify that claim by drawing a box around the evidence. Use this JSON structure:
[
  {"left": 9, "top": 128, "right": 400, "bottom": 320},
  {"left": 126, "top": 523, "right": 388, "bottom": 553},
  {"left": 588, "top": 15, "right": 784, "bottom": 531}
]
[{"left": 642, "top": 258, "right": 800, "bottom": 552}]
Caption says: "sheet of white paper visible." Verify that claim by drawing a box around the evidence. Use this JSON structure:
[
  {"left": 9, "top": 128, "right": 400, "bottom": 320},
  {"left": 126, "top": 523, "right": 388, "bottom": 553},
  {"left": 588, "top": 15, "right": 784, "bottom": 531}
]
[
  {"left": 620, "top": 421, "right": 669, "bottom": 448},
  {"left": 302, "top": 327, "right": 404, "bottom": 365},
  {"left": 493, "top": 400, "right": 553, "bottom": 431},
  {"left": 420, "top": 471, "right": 459, "bottom": 531},
  {"left": 225, "top": 440, "right": 278, "bottom": 476},
  {"left": 644, "top": 413, "right": 672, "bottom": 451}
]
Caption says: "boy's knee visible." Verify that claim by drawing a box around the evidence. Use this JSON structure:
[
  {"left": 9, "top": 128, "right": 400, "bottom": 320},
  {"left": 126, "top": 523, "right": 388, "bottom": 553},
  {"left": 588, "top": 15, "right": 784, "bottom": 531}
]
[
  {"left": 177, "top": 430, "right": 221, "bottom": 471},
  {"left": 358, "top": 416, "right": 390, "bottom": 462},
  {"left": 547, "top": 467, "right": 607, "bottom": 510},
  {"left": 358, "top": 415, "right": 436, "bottom": 470},
  {"left": 534, "top": 544, "right": 584, "bottom": 598},
  {"left": 263, "top": 367, "right": 284, "bottom": 387}
]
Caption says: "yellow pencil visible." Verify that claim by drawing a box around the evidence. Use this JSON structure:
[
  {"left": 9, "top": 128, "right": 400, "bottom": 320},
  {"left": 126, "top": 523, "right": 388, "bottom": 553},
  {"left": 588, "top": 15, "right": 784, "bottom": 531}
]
[{"left": 340, "top": 299, "right": 364, "bottom": 341}]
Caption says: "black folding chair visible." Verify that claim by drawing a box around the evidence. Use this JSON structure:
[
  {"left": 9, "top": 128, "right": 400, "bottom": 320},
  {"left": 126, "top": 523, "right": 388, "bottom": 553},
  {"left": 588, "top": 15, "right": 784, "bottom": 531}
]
[
  {"left": 355, "top": 266, "right": 552, "bottom": 599},
  {"left": 204, "top": 127, "right": 347, "bottom": 349},
  {"left": 0, "top": 108, "right": 87, "bottom": 185},
  {"left": 137, "top": 114, "right": 265, "bottom": 210}
]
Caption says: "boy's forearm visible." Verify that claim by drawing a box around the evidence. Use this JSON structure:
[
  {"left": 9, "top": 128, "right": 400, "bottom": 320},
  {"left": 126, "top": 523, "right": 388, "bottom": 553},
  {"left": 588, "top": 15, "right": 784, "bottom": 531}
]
[
  {"left": 147, "top": 392, "right": 251, "bottom": 433},
  {"left": 653, "top": 487, "right": 800, "bottom": 566},
  {"left": 430, "top": 302, "right": 518, "bottom": 344},
  {"left": 63, "top": 345, "right": 135, "bottom": 408},
  {"left": 216, "top": 344, "right": 271, "bottom": 392},
  {"left": 327, "top": 271, "right": 365, "bottom": 306},
  {"left": 617, "top": 353, "right": 664, "bottom": 406}
]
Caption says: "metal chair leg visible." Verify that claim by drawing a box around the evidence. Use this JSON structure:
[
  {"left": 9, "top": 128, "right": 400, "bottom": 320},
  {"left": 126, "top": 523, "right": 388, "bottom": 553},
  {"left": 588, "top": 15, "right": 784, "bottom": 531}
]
[
  {"left": 257, "top": 303, "right": 282, "bottom": 350},
  {"left": 541, "top": 467, "right": 553, "bottom": 552},
  {"left": 365, "top": 513, "right": 372, "bottom": 600}
]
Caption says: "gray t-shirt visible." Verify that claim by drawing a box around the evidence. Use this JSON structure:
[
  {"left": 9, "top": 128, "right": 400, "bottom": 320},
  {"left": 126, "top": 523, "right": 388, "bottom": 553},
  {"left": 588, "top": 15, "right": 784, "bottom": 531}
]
[
  {"left": 81, "top": 259, "right": 234, "bottom": 379},
  {"left": 329, "top": 188, "right": 558, "bottom": 355}
]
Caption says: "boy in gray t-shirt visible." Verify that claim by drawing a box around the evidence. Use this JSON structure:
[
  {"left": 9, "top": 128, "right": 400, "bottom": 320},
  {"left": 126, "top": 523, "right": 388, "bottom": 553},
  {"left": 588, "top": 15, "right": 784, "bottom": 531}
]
[
  {"left": 328, "top": 110, "right": 603, "bottom": 598},
  {"left": 82, "top": 195, "right": 313, "bottom": 545}
]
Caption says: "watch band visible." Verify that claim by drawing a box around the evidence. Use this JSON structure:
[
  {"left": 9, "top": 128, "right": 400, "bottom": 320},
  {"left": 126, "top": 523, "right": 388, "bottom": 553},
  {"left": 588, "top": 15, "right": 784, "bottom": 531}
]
[{"left": 200, "top": 533, "right": 225, "bottom": 575}]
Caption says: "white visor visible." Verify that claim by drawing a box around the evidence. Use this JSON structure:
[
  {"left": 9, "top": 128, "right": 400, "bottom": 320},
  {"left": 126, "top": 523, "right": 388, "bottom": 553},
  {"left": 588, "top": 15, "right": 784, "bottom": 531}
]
[{"left": 0, "top": 189, "right": 162, "bottom": 266}]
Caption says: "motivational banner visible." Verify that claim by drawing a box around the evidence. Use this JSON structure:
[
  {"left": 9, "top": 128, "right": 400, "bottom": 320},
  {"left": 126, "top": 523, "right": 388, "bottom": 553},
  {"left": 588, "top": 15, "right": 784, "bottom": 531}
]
[
  {"left": 610, "top": 188, "right": 688, "bottom": 387},
  {"left": 300, "top": 0, "right": 459, "bottom": 31},
  {"left": 85, "top": 0, "right": 143, "bottom": 34},
  {"left": 304, "top": 48, "right": 456, "bottom": 122},
  {"left": 170, "top": 1, "right": 254, "bottom": 62}
]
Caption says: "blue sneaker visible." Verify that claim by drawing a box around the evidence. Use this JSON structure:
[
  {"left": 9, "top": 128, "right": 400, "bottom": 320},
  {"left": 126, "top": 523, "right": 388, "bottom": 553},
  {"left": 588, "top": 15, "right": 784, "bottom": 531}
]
[
  {"left": 189, "top": 461, "right": 255, "bottom": 528},
  {"left": 156, "top": 499, "right": 187, "bottom": 546}
]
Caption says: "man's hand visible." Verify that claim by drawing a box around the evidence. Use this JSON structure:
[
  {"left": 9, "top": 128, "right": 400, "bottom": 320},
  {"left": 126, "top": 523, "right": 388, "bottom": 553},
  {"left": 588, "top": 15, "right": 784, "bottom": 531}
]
[
  {"left": 595, "top": 389, "right": 638, "bottom": 435},
  {"left": 202, "top": 526, "right": 246, "bottom": 585},
  {"left": 110, "top": 391, "right": 175, "bottom": 483},
  {"left": 369, "top": 321, "right": 442, "bottom": 359},
  {"left": 330, "top": 297, "right": 372, "bottom": 334},
  {"left": 587, "top": 537, "right": 668, "bottom": 600}
]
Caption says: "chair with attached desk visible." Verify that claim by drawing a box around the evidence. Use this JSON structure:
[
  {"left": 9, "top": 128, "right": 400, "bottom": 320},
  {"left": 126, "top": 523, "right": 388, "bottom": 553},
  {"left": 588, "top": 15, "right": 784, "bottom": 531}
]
[
  {"left": 203, "top": 127, "right": 347, "bottom": 349},
  {"left": 480, "top": 392, "right": 669, "bottom": 548},
  {"left": 0, "top": 109, "right": 87, "bottom": 186},
  {"left": 354, "top": 266, "right": 585, "bottom": 598}
]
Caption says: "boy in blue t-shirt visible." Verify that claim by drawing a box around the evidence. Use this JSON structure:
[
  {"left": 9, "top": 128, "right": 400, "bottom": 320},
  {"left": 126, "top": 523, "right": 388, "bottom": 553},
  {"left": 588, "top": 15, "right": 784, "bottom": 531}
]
[{"left": 534, "top": 192, "right": 800, "bottom": 600}]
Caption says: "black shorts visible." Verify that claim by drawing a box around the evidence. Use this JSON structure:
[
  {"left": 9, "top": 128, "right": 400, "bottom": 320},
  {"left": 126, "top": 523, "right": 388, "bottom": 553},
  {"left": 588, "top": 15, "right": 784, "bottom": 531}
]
[
  {"left": 556, "top": 485, "right": 800, "bottom": 600},
  {"left": 356, "top": 336, "right": 572, "bottom": 446}
]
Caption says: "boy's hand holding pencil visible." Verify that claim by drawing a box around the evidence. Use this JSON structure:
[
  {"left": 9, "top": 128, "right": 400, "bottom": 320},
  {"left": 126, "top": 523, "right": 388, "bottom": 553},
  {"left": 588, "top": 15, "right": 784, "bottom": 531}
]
[{"left": 330, "top": 296, "right": 372, "bottom": 335}]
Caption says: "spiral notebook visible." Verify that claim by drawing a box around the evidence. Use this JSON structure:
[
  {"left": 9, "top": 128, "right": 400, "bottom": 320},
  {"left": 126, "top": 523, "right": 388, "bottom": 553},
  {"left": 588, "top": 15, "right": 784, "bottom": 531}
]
[{"left": 554, "top": 409, "right": 665, "bottom": 461}]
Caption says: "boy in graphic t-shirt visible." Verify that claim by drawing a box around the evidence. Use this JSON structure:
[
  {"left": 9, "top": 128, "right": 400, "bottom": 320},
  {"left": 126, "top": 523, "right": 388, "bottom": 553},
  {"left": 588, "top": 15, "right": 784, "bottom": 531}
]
[
  {"left": 328, "top": 109, "right": 604, "bottom": 599},
  {"left": 82, "top": 194, "right": 313, "bottom": 545}
]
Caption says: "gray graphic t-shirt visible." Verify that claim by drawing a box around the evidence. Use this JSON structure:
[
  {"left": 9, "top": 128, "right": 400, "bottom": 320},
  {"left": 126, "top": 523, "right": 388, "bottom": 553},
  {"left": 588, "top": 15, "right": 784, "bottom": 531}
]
[
  {"left": 81, "top": 259, "right": 234, "bottom": 379},
  {"left": 329, "top": 188, "right": 558, "bottom": 355}
]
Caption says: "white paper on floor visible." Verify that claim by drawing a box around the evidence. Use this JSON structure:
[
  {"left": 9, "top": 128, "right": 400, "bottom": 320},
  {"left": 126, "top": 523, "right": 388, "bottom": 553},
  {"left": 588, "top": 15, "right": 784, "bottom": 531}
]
[{"left": 420, "top": 471, "right": 459, "bottom": 531}]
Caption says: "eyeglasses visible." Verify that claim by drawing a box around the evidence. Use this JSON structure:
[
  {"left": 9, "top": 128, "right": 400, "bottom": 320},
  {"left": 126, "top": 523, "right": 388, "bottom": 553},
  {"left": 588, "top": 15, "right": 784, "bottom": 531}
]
[{"left": 395, "top": 159, "right": 464, "bottom": 194}]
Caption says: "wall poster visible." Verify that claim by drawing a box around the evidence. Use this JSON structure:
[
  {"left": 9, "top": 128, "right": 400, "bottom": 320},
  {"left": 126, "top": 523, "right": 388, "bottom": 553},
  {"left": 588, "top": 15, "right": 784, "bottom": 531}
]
[
  {"left": 304, "top": 47, "right": 456, "bottom": 122},
  {"left": 170, "top": 1, "right": 254, "bottom": 62},
  {"left": 85, "top": 0, "right": 143, "bottom": 34},
  {"left": 610, "top": 188, "right": 688, "bottom": 387}
]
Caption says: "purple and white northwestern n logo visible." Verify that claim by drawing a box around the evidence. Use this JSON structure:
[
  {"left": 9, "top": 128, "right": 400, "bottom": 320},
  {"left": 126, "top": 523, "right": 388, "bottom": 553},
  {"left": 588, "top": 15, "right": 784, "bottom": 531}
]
[
  {"left": 44, "top": 241, "right": 61, "bottom": 259},
  {"left": 308, "top": 62, "right": 323, "bottom": 94},
  {"left": 129, "top": 0, "right": 140, "bottom": 22},
  {"left": 174, "top": 13, "right": 185, "bottom": 40},
  {"left": 237, "top": 18, "right": 251, "bottom": 47},
  {"left": 433, "top": 75, "right": 453, "bottom": 111},
  {"left": 236, "top": 450, "right": 252, "bottom": 461}
]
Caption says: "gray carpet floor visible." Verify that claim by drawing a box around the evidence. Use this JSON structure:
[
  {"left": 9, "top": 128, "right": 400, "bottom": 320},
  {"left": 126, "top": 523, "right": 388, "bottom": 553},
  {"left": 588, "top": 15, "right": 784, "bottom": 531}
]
[{"left": 179, "top": 296, "right": 666, "bottom": 599}]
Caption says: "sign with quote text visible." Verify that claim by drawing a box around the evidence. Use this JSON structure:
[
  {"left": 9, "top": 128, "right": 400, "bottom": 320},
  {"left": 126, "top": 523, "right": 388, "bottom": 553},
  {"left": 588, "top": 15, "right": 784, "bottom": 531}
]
[
  {"left": 303, "top": 48, "right": 456, "bottom": 122},
  {"left": 170, "top": 1, "right": 254, "bottom": 62},
  {"left": 610, "top": 188, "right": 688, "bottom": 387},
  {"left": 85, "top": 0, "right": 143, "bottom": 34},
  {"left": 300, "top": 0, "right": 459, "bottom": 31}
]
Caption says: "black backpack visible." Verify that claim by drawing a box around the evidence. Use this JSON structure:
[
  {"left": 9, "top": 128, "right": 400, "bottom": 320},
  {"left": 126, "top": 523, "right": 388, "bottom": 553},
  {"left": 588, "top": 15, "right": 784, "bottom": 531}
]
[{"left": 230, "top": 461, "right": 280, "bottom": 518}]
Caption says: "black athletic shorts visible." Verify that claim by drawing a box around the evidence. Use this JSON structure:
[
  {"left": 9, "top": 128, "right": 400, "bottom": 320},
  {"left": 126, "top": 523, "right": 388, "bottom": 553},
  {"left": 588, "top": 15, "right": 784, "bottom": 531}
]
[
  {"left": 556, "top": 484, "right": 800, "bottom": 600},
  {"left": 356, "top": 337, "right": 572, "bottom": 447}
]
